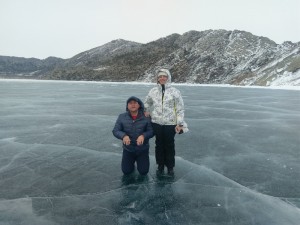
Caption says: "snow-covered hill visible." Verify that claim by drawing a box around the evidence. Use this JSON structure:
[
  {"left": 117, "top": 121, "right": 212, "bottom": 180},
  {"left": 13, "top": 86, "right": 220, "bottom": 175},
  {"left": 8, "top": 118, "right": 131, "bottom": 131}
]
[{"left": 1, "top": 30, "right": 299, "bottom": 86}]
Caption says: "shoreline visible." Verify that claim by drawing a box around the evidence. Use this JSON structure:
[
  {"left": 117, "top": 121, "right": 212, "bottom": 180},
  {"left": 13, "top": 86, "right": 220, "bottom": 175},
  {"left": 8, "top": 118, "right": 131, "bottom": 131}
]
[{"left": 1, "top": 78, "right": 299, "bottom": 91}]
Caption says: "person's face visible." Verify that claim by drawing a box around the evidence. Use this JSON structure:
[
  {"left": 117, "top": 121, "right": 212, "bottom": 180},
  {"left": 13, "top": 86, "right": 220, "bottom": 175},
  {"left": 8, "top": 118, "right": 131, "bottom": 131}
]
[
  {"left": 158, "top": 75, "right": 168, "bottom": 85},
  {"left": 127, "top": 100, "right": 140, "bottom": 113}
]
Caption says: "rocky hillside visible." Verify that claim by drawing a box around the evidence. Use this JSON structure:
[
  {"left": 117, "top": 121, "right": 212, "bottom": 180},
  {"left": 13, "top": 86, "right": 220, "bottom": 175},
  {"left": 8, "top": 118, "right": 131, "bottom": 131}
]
[
  {"left": 0, "top": 56, "right": 64, "bottom": 78},
  {"left": 1, "top": 29, "right": 299, "bottom": 86}
]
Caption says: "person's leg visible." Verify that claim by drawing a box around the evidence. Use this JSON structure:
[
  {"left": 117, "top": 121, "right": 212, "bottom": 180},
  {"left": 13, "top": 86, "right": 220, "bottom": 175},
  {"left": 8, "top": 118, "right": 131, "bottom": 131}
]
[
  {"left": 163, "top": 125, "right": 176, "bottom": 173},
  {"left": 152, "top": 123, "right": 165, "bottom": 171},
  {"left": 121, "top": 149, "right": 135, "bottom": 175},
  {"left": 136, "top": 150, "right": 150, "bottom": 175}
]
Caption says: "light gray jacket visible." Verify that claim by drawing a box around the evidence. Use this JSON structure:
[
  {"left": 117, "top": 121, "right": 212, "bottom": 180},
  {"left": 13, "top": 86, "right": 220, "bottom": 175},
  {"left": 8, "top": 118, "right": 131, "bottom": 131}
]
[{"left": 144, "top": 69, "right": 184, "bottom": 126}]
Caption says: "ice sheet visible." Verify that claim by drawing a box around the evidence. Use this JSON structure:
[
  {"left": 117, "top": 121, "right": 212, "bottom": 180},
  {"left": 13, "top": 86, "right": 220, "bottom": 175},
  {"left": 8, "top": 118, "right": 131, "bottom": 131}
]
[{"left": 0, "top": 80, "right": 299, "bottom": 224}]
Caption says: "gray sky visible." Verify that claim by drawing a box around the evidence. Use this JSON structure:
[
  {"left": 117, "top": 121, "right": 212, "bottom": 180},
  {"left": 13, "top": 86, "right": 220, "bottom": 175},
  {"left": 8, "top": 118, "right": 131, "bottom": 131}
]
[{"left": 1, "top": 0, "right": 300, "bottom": 59}]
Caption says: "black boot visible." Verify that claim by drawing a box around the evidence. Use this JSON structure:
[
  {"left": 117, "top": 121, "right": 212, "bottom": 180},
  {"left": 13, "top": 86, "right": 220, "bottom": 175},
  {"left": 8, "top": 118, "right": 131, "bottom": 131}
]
[
  {"left": 157, "top": 165, "right": 164, "bottom": 174},
  {"left": 167, "top": 168, "right": 174, "bottom": 176}
]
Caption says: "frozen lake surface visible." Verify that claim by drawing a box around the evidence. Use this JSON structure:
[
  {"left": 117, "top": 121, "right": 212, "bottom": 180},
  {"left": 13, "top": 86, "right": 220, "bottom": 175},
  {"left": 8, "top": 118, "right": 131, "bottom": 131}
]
[{"left": 0, "top": 79, "right": 300, "bottom": 225}]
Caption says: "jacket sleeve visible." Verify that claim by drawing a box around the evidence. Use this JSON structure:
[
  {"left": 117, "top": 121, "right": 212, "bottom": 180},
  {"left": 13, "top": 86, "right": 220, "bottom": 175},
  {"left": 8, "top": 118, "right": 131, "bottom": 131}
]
[
  {"left": 175, "top": 90, "right": 185, "bottom": 125},
  {"left": 112, "top": 114, "right": 126, "bottom": 140},
  {"left": 142, "top": 117, "right": 154, "bottom": 140},
  {"left": 144, "top": 89, "right": 153, "bottom": 112}
]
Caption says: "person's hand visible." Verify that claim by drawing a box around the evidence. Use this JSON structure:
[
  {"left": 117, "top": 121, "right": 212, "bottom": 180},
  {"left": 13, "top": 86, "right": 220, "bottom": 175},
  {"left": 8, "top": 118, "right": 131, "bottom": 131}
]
[
  {"left": 123, "top": 135, "right": 131, "bottom": 145},
  {"left": 175, "top": 125, "right": 183, "bottom": 134},
  {"left": 144, "top": 112, "right": 150, "bottom": 117},
  {"left": 136, "top": 135, "right": 144, "bottom": 145}
]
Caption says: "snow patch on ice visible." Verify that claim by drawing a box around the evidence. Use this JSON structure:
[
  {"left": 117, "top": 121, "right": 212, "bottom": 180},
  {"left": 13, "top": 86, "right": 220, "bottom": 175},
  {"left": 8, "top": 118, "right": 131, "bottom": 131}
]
[
  {"left": 112, "top": 143, "right": 121, "bottom": 148},
  {"left": 0, "top": 137, "right": 17, "bottom": 142}
]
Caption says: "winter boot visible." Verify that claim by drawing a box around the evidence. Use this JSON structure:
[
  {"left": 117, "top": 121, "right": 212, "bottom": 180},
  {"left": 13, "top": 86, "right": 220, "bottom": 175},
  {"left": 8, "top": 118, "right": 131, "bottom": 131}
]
[
  {"left": 167, "top": 167, "right": 174, "bottom": 176},
  {"left": 157, "top": 165, "right": 164, "bottom": 174}
]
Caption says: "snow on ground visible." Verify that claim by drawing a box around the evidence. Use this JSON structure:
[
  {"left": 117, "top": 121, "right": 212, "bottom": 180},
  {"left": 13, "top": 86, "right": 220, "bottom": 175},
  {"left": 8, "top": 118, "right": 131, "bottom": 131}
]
[{"left": 269, "top": 70, "right": 300, "bottom": 86}]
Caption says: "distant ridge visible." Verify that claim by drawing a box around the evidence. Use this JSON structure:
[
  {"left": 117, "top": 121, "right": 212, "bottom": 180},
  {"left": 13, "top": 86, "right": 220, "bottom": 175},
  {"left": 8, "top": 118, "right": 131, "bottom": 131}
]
[{"left": 1, "top": 29, "right": 299, "bottom": 86}]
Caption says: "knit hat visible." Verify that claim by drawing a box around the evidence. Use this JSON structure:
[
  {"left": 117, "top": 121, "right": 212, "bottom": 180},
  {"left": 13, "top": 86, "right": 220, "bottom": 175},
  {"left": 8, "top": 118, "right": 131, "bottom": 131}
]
[{"left": 157, "top": 71, "right": 168, "bottom": 77}]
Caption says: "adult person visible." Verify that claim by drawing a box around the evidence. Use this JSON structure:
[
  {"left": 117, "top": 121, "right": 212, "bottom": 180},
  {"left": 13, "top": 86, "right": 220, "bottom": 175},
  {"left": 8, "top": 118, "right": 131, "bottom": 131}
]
[
  {"left": 144, "top": 68, "right": 187, "bottom": 175},
  {"left": 112, "top": 96, "right": 154, "bottom": 176}
]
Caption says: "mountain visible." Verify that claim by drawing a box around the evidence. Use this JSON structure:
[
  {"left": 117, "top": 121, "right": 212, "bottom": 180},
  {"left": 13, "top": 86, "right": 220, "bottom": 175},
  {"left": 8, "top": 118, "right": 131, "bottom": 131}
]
[
  {"left": 0, "top": 56, "right": 64, "bottom": 78},
  {"left": 1, "top": 30, "right": 299, "bottom": 86}
]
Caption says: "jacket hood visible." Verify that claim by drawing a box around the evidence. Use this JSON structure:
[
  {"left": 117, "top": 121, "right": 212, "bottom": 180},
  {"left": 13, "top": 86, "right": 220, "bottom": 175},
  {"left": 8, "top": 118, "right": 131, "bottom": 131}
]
[
  {"left": 156, "top": 68, "right": 172, "bottom": 83},
  {"left": 126, "top": 96, "right": 144, "bottom": 112}
]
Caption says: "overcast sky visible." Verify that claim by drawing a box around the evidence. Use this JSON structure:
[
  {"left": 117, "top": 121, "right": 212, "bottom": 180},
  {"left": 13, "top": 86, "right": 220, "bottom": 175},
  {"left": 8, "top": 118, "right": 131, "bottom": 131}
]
[{"left": 1, "top": 0, "right": 300, "bottom": 59}]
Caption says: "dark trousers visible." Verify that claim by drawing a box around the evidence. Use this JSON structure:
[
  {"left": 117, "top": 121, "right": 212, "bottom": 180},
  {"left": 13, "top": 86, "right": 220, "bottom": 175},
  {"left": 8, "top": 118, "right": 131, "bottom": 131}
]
[
  {"left": 121, "top": 149, "right": 149, "bottom": 175},
  {"left": 152, "top": 123, "right": 176, "bottom": 169}
]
